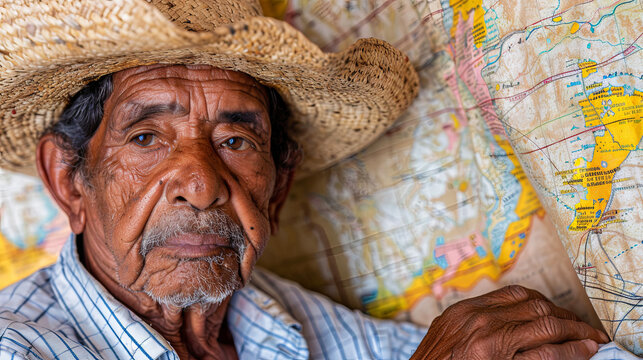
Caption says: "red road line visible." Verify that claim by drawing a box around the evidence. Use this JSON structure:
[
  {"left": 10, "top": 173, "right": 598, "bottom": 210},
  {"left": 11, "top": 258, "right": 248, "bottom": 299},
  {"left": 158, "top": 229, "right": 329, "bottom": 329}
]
[
  {"left": 578, "top": 266, "right": 597, "bottom": 270},
  {"left": 519, "top": 105, "right": 637, "bottom": 155},
  {"left": 412, "top": 35, "right": 639, "bottom": 136},
  {"left": 521, "top": 0, "right": 598, "bottom": 30},
  {"left": 482, "top": 32, "right": 641, "bottom": 105},
  {"left": 520, "top": 124, "right": 605, "bottom": 155}
]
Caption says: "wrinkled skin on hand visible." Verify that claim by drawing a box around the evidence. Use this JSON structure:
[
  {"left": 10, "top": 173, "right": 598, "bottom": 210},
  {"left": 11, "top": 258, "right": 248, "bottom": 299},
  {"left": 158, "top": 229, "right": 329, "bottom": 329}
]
[{"left": 411, "top": 285, "right": 609, "bottom": 360}]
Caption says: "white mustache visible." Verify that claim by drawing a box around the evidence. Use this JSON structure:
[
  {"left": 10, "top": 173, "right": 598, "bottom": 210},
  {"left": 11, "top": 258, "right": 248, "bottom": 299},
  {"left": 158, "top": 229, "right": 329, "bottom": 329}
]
[{"left": 139, "top": 209, "right": 246, "bottom": 258}]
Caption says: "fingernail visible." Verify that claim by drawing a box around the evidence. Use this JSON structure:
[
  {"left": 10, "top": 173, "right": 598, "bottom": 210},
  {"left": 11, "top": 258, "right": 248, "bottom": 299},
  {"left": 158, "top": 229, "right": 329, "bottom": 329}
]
[
  {"left": 599, "top": 332, "right": 610, "bottom": 343},
  {"left": 582, "top": 339, "right": 599, "bottom": 353}
]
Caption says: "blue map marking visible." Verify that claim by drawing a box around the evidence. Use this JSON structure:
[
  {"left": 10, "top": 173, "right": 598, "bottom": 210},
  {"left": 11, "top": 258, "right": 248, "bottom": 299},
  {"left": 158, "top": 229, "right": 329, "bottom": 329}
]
[
  {"left": 482, "top": 130, "right": 521, "bottom": 258},
  {"left": 475, "top": 246, "right": 487, "bottom": 258},
  {"left": 434, "top": 236, "right": 448, "bottom": 269}
]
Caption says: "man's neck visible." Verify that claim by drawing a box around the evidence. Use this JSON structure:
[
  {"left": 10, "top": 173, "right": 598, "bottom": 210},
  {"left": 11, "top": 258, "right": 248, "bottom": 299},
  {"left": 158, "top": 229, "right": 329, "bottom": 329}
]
[{"left": 80, "top": 235, "right": 238, "bottom": 360}]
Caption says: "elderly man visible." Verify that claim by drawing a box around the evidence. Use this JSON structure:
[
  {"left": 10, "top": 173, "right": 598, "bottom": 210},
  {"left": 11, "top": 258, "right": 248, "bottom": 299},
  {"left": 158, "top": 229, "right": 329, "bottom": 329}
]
[{"left": 0, "top": 0, "right": 612, "bottom": 359}]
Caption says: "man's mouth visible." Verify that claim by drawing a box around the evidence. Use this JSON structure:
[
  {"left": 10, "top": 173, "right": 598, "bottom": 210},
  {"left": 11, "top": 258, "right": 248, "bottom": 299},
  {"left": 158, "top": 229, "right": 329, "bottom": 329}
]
[
  {"left": 159, "top": 233, "right": 237, "bottom": 258},
  {"left": 138, "top": 209, "right": 247, "bottom": 258}
]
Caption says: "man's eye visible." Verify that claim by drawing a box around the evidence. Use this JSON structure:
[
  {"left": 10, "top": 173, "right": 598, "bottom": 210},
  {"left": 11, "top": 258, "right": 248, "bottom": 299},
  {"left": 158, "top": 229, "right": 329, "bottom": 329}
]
[
  {"left": 222, "top": 137, "right": 252, "bottom": 151},
  {"left": 131, "top": 133, "right": 155, "bottom": 147}
]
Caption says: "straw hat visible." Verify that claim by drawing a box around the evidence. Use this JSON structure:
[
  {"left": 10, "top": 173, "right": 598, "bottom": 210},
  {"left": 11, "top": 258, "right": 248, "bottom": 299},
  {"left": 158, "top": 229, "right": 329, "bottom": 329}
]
[{"left": 0, "top": 0, "right": 419, "bottom": 177}]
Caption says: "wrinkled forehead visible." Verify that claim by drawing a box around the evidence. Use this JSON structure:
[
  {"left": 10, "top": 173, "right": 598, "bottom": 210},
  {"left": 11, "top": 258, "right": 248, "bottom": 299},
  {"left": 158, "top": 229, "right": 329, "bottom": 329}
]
[{"left": 111, "top": 64, "right": 269, "bottom": 107}]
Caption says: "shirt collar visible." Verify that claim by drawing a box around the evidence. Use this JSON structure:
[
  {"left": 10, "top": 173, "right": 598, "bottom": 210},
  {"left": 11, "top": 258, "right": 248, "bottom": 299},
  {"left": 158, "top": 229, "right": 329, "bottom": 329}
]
[
  {"left": 227, "top": 274, "right": 309, "bottom": 358},
  {"left": 51, "top": 235, "right": 175, "bottom": 359},
  {"left": 50, "top": 234, "right": 308, "bottom": 359}
]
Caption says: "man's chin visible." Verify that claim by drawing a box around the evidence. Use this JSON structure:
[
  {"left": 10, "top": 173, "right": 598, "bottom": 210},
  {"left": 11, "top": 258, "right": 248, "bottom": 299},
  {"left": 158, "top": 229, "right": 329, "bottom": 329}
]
[
  {"left": 141, "top": 257, "right": 242, "bottom": 309},
  {"left": 145, "top": 284, "right": 238, "bottom": 309}
]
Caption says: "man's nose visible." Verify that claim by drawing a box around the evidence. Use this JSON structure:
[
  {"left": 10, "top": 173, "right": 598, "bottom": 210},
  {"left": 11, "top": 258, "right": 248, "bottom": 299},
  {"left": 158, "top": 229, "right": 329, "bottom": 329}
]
[{"left": 164, "top": 142, "right": 229, "bottom": 211}]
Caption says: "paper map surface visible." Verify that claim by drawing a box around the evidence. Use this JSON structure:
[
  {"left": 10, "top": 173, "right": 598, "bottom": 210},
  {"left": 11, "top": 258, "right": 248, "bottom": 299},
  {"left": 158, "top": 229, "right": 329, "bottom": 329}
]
[
  {"left": 0, "top": 170, "right": 67, "bottom": 290},
  {"left": 257, "top": 0, "right": 642, "bottom": 354},
  {"left": 0, "top": 0, "right": 640, "bottom": 354}
]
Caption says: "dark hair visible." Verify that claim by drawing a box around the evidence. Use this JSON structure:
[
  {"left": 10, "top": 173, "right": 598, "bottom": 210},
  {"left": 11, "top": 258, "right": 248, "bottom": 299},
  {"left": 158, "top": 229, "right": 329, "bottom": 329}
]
[
  {"left": 51, "top": 75, "right": 113, "bottom": 180},
  {"left": 265, "top": 85, "right": 302, "bottom": 176},
  {"left": 50, "top": 74, "right": 301, "bottom": 180}
]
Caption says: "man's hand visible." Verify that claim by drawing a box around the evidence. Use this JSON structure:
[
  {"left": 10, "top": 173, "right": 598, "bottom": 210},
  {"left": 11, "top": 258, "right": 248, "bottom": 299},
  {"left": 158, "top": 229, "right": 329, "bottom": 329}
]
[{"left": 410, "top": 285, "right": 609, "bottom": 360}]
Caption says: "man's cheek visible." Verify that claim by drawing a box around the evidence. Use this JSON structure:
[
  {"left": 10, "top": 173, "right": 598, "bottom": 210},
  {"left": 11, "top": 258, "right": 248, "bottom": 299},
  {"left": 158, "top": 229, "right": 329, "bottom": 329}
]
[
  {"left": 223, "top": 148, "right": 274, "bottom": 189},
  {"left": 95, "top": 159, "right": 144, "bottom": 236},
  {"left": 81, "top": 160, "right": 132, "bottom": 247},
  {"left": 234, "top": 158, "right": 276, "bottom": 213},
  {"left": 101, "top": 170, "right": 167, "bottom": 287},
  {"left": 226, "top": 179, "right": 272, "bottom": 284}
]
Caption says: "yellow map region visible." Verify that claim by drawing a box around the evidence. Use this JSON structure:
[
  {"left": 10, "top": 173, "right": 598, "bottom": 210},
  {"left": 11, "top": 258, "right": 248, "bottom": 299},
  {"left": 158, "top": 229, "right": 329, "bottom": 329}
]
[
  {"left": 568, "top": 87, "right": 642, "bottom": 231},
  {"left": 449, "top": 0, "right": 487, "bottom": 47},
  {"left": 495, "top": 136, "right": 544, "bottom": 263},
  {"left": 0, "top": 232, "right": 57, "bottom": 289},
  {"left": 366, "top": 137, "right": 544, "bottom": 318},
  {"left": 578, "top": 60, "right": 597, "bottom": 78}
]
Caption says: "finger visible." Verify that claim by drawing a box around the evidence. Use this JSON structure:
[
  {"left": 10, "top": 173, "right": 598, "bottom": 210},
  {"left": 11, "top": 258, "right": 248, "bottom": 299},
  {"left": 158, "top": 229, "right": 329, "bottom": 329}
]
[
  {"left": 464, "top": 285, "right": 548, "bottom": 307},
  {"left": 511, "top": 316, "right": 609, "bottom": 352},
  {"left": 514, "top": 339, "right": 599, "bottom": 360},
  {"left": 494, "top": 298, "right": 580, "bottom": 322}
]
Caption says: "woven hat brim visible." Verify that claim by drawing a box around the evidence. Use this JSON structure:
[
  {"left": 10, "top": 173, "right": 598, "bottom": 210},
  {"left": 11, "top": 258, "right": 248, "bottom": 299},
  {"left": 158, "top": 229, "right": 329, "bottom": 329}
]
[{"left": 0, "top": 0, "right": 419, "bottom": 178}]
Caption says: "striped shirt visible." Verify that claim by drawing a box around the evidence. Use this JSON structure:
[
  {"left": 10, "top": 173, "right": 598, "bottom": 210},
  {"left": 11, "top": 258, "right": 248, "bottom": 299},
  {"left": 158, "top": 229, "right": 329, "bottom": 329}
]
[
  {"left": 0, "top": 236, "right": 426, "bottom": 359},
  {"left": 595, "top": 342, "right": 642, "bottom": 360},
  {"left": 0, "top": 236, "right": 636, "bottom": 359}
]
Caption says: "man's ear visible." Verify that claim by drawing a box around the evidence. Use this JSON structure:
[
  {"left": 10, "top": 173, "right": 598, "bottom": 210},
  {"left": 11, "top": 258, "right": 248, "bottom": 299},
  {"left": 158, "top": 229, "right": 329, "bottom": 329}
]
[
  {"left": 36, "top": 134, "right": 87, "bottom": 235},
  {"left": 268, "top": 167, "right": 296, "bottom": 235}
]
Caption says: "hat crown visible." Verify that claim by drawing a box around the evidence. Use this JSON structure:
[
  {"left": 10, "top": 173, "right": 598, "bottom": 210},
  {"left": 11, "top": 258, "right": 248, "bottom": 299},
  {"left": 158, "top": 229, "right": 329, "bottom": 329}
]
[
  {"left": 0, "top": 0, "right": 419, "bottom": 177},
  {"left": 148, "top": 0, "right": 263, "bottom": 32}
]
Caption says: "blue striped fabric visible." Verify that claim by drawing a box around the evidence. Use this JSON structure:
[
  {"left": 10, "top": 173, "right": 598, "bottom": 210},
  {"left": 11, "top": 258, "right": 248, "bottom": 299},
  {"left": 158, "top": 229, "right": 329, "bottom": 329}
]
[
  {"left": 0, "top": 235, "right": 637, "bottom": 359},
  {"left": 0, "top": 235, "right": 426, "bottom": 359},
  {"left": 593, "top": 343, "right": 642, "bottom": 360}
]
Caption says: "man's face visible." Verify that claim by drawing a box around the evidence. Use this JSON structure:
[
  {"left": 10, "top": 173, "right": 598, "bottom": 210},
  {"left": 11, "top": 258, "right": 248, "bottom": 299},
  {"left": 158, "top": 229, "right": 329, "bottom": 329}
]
[{"left": 79, "top": 65, "right": 277, "bottom": 307}]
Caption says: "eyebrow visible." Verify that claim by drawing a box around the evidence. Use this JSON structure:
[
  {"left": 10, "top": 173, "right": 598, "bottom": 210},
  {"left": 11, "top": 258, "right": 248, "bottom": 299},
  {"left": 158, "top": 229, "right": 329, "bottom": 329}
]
[
  {"left": 218, "top": 111, "right": 263, "bottom": 125},
  {"left": 117, "top": 102, "right": 187, "bottom": 133}
]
